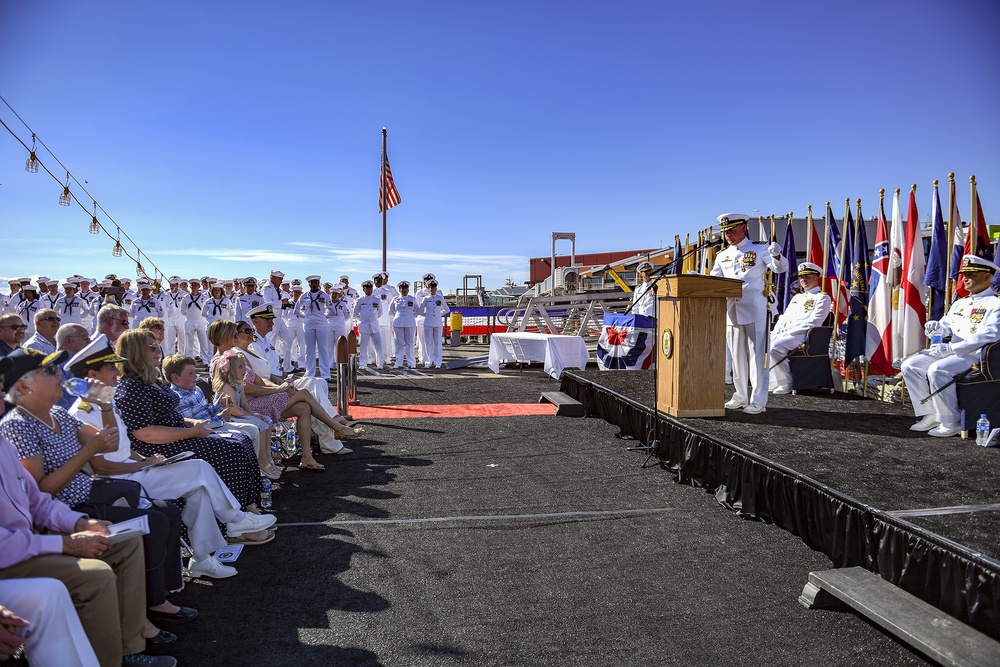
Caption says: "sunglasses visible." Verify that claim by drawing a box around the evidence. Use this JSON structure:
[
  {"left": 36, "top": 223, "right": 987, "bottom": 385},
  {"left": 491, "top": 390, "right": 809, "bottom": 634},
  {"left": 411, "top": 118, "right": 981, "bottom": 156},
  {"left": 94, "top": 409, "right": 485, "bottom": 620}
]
[
  {"left": 147, "top": 342, "right": 161, "bottom": 351},
  {"left": 1, "top": 324, "right": 27, "bottom": 331},
  {"left": 237, "top": 328, "right": 254, "bottom": 335},
  {"left": 114, "top": 319, "right": 129, "bottom": 327},
  {"left": 37, "top": 365, "right": 61, "bottom": 376},
  {"left": 150, "top": 324, "right": 165, "bottom": 331},
  {"left": 39, "top": 316, "right": 62, "bottom": 323}
]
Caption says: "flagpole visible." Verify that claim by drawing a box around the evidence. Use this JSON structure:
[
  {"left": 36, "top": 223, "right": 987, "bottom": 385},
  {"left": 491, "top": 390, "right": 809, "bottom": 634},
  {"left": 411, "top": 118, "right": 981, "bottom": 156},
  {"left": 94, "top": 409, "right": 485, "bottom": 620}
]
[
  {"left": 822, "top": 202, "right": 831, "bottom": 303},
  {"left": 806, "top": 205, "right": 813, "bottom": 260},
  {"left": 381, "top": 127, "right": 388, "bottom": 273},
  {"left": 970, "top": 175, "right": 978, "bottom": 257},
  {"left": 855, "top": 197, "right": 865, "bottom": 395},
  {"left": 945, "top": 173, "right": 957, "bottom": 309}
]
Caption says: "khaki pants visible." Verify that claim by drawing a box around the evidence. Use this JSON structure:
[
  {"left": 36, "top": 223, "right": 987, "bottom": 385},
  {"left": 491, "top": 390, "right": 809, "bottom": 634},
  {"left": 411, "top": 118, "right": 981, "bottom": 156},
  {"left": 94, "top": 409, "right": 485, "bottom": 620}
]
[{"left": 0, "top": 537, "right": 146, "bottom": 667}]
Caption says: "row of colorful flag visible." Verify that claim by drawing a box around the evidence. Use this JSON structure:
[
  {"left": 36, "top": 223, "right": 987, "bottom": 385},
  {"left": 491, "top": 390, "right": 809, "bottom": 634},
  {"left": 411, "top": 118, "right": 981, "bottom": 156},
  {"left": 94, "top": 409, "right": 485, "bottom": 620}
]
[{"left": 673, "top": 176, "right": 996, "bottom": 377}]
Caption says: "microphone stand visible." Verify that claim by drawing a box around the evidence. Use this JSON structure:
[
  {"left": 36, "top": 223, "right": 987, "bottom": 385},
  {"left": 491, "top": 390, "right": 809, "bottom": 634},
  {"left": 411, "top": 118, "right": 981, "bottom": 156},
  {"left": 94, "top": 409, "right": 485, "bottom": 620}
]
[{"left": 626, "top": 237, "right": 723, "bottom": 467}]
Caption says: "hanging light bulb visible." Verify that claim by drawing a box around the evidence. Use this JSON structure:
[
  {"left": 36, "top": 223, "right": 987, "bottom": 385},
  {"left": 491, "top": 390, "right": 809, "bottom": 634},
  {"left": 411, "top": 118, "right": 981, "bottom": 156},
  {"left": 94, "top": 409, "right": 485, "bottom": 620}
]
[
  {"left": 58, "top": 172, "right": 71, "bottom": 206},
  {"left": 112, "top": 239, "right": 123, "bottom": 257},
  {"left": 136, "top": 262, "right": 147, "bottom": 279},
  {"left": 90, "top": 203, "right": 100, "bottom": 234},
  {"left": 25, "top": 135, "right": 39, "bottom": 172}
]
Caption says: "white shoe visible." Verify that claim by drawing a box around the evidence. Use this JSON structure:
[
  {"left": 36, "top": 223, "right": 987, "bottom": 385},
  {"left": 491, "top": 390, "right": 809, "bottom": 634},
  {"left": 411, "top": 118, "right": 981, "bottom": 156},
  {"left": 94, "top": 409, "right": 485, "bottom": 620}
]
[
  {"left": 743, "top": 404, "right": 766, "bottom": 415},
  {"left": 187, "top": 555, "right": 237, "bottom": 579},
  {"left": 910, "top": 415, "right": 940, "bottom": 432},
  {"left": 724, "top": 398, "right": 747, "bottom": 410},
  {"left": 226, "top": 512, "right": 276, "bottom": 538},
  {"left": 928, "top": 422, "right": 961, "bottom": 438},
  {"left": 771, "top": 385, "right": 792, "bottom": 395}
]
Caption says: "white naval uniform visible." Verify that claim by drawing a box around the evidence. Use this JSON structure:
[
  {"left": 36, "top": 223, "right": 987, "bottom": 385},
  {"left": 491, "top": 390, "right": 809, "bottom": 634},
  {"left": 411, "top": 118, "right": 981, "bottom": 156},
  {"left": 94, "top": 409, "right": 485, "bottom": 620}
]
[
  {"left": 77, "top": 289, "right": 99, "bottom": 332},
  {"left": 234, "top": 292, "right": 264, "bottom": 324},
  {"left": 40, "top": 292, "right": 62, "bottom": 311},
  {"left": 284, "top": 294, "right": 306, "bottom": 368},
  {"left": 711, "top": 238, "right": 788, "bottom": 409},
  {"left": 389, "top": 294, "right": 418, "bottom": 368},
  {"left": 901, "top": 287, "right": 1000, "bottom": 425},
  {"left": 353, "top": 294, "right": 384, "bottom": 366},
  {"left": 417, "top": 292, "right": 450, "bottom": 367},
  {"left": 16, "top": 298, "right": 40, "bottom": 337},
  {"left": 201, "top": 295, "right": 233, "bottom": 325},
  {"left": 414, "top": 287, "right": 429, "bottom": 363},
  {"left": 161, "top": 289, "right": 188, "bottom": 356},
  {"left": 767, "top": 286, "right": 832, "bottom": 391},
  {"left": 182, "top": 290, "right": 211, "bottom": 360},
  {"left": 262, "top": 283, "right": 293, "bottom": 372},
  {"left": 325, "top": 297, "right": 353, "bottom": 364},
  {"left": 129, "top": 296, "right": 163, "bottom": 328},
  {"left": 631, "top": 279, "right": 657, "bottom": 317},
  {"left": 295, "top": 289, "right": 332, "bottom": 378},
  {"left": 55, "top": 295, "right": 91, "bottom": 326},
  {"left": 70, "top": 398, "right": 244, "bottom": 561},
  {"left": 376, "top": 285, "right": 399, "bottom": 361}
]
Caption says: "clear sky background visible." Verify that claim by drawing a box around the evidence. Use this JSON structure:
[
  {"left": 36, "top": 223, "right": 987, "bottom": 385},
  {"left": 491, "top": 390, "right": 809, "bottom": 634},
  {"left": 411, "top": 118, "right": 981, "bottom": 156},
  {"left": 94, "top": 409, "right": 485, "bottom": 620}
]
[{"left": 2, "top": 0, "right": 998, "bottom": 293}]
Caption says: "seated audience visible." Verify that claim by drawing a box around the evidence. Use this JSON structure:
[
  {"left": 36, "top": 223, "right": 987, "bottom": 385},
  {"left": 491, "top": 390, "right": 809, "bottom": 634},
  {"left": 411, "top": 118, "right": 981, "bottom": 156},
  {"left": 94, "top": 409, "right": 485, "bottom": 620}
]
[
  {"left": 23, "top": 309, "right": 61, "bottom": 356},
  {"left": 0, "top": 314, "right": 27, "bottom": 356},
  {"left": 0, "top": 354, "right": 175, "bottom": 667},
  {"left": 0, "top": 578, "right": 100, "bottom": 667}
]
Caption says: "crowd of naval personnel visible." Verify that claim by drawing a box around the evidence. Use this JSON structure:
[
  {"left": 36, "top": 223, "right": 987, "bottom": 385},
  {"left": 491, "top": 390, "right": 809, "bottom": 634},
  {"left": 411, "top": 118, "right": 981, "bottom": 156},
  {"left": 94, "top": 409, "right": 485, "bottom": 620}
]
[{"left": 1, "top": 221, "right": 998, "bottom": 666}]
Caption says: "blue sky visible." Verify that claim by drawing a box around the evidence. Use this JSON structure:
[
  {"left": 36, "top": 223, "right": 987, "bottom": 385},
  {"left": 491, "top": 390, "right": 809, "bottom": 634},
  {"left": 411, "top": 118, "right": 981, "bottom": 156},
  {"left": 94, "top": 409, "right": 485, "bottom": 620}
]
[{"left": 2, "top": 0, "right": 998, "bottom": 292}]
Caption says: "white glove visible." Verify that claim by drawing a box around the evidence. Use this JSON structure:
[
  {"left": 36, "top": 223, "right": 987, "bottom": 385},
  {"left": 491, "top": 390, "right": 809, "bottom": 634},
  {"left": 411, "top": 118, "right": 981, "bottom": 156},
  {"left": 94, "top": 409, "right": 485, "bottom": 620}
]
[
  {"left": 767, "top": 242, "right": 782, "bottom": 258},
  {"left": 924, "top": 320, "right": 942, "bottom": 337},
  {"left": 928, "top": 343, "right": 953, "bottom": 358}
]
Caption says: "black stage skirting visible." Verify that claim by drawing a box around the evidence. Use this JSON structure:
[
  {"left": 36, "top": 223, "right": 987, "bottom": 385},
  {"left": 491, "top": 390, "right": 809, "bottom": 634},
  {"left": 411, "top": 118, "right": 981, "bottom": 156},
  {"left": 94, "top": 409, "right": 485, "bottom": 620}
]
[{"left": 559, "top": 371, "right": 1000, "bottom": 640}]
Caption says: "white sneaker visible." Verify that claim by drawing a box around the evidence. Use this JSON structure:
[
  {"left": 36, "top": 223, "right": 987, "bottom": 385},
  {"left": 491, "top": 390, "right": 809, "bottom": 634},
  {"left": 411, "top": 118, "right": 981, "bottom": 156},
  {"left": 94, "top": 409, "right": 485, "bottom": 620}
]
[
  {"left": 771, "top": 385, "right": 792, "bottom": 395},
  {"left": 226, "top": 512, "right": 276, "bottom": 538},
  {"left": 187, "top": 555, "right": 237, "bottom": 579},
  {"left": 743, "top": 404, "right": 766, "bottom": 415},
  {"left": 928, "top": 422, "right": 961, "bottom": 438},
  {"left": 724, "top": 398, "right": 747, "bottom": 410},
  {"left": 910, "top": 415, "right": 940, "bottom": 432}
]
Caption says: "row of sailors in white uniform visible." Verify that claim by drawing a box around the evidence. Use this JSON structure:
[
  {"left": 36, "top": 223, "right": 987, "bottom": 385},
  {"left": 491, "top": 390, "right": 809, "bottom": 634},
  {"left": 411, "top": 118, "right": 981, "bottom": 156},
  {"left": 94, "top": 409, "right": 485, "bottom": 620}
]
[{"left": 4, "top": 270, "right": 452, "bottom": 369}]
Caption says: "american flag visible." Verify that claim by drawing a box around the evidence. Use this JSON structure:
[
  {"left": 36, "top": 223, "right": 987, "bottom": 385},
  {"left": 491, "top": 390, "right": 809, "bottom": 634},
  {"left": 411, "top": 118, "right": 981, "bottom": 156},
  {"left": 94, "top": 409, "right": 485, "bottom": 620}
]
[{"left": 379, "top": 152, "right": 401, "bottom": 212}]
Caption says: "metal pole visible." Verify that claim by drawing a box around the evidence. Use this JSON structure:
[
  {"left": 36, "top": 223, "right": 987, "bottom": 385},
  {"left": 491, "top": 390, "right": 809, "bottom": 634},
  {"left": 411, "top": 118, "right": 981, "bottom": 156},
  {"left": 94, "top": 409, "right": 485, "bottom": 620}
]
[{"left": 381, "top": 127, "right": 388, "bottom": 273}]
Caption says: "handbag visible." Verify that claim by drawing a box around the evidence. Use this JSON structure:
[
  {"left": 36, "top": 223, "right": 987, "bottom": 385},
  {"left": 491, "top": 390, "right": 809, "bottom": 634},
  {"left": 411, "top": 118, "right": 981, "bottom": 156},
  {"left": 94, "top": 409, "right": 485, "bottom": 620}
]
[{"left": 87, "top": 476, "right": 144, "bottom": 508}]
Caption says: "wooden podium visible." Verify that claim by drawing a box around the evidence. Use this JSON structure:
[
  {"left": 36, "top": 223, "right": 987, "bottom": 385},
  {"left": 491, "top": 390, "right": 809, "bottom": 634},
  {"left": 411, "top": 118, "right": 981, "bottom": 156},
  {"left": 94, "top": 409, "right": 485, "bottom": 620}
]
[{"left": 655, "top": 274, "right": 743, "bottom": 417}]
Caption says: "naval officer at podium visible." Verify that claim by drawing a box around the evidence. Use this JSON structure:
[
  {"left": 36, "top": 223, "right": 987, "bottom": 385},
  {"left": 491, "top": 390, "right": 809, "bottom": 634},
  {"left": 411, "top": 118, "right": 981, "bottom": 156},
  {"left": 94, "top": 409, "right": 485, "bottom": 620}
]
[{"left": 711, "top": 212, "right": 787, "bottom": 415}]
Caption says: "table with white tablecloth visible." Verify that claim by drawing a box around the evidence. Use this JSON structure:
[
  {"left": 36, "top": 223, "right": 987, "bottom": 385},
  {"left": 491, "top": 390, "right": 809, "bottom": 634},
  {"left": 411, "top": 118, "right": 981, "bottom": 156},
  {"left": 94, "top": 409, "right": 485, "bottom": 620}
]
[{"left": 487, "top": 332, "right": 590, "bottom": 379}]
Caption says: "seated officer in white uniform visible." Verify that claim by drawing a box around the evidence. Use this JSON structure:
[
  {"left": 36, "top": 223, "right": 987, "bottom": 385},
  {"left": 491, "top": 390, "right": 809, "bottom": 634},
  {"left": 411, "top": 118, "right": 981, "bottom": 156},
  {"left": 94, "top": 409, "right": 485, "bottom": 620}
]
[
  {"left": 710, "top": 212, "right": 788, "bottom": 415},
  {"left": 901, "top": 254, "right": 1000, "bottom": 438},
  {"left": 631, "top": 261, "right": 656, "bottom": 317},
  {"left": 768, "top": 262, "right": 832, "bottom": 394}
]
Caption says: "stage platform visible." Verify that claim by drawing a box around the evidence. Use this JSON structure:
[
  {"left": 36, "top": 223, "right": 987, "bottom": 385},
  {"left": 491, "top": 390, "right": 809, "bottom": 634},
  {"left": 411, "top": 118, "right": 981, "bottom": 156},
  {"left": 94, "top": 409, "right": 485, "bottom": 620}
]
[{"left": 560, "top": 369, "right": 1000, "bottom": 641}]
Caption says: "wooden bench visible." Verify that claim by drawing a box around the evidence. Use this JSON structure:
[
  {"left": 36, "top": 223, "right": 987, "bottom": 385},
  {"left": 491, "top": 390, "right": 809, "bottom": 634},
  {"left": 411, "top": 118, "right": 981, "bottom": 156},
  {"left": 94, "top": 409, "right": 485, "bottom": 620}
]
[
  {"left": 538, "top": 391, "right": 585, "bottom": 417},
  {"left": 800, "top": 566, "right": 1000, "bottom": 667}
]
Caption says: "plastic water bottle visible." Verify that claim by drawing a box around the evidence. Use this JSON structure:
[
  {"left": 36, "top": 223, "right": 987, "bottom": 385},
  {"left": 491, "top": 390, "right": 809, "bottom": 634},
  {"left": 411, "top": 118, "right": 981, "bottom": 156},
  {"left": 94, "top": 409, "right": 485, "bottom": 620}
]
[
  {"left": 63, "top": 378, "right": 115, "bottom": 404},
  {"left": 260, "top": 476, "right": 272, "bottom": 509},
  {"left": 977, "top": 414, "right": 991, "bottom": 446},
  {"left": 284, "top": 429, "right": 298, "bottom": 459}
]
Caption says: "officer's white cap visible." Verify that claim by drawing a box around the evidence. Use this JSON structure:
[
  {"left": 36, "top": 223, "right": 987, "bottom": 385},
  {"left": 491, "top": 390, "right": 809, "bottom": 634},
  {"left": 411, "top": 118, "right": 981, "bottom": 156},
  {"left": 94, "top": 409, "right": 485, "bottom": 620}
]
[
  {"left": 306, "top": 275, "right": 321, "bottom": 283},
  {"left": 797, "top": 262, "right": 822, "bottom": 276},
  {"left": 960, "top": 254, "right": 999, "bottom": 273}
]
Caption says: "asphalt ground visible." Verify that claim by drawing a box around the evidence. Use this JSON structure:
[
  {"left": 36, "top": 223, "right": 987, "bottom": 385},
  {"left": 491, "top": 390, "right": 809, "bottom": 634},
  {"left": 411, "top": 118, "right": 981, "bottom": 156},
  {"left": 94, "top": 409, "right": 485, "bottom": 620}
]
[{"left": 164, "top": 359, "right": 931, "bottom": 667}]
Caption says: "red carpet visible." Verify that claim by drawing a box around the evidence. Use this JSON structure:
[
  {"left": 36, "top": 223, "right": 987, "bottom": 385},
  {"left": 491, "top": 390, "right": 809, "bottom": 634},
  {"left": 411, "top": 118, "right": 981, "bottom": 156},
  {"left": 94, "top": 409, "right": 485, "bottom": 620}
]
[{"left": 349, "top": 403, "right": 558, "bottom": 419}]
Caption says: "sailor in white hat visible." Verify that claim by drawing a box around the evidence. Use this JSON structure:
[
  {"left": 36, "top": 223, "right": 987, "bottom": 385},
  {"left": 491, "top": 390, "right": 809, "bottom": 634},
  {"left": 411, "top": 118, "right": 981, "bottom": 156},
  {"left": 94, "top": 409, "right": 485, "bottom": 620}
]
[
  {"left": 201, "top": 282, "right": 233, "bottom": 325},
  {"left": 16, "top": 283, "right": 41, "bottom": 337},
  {"left": 375, "top": 272, "right": 398, "bottom": 363},
  {"left": 40, "top": 279, "right": 63, "bottom": 310},
  {"left": 389, "top": 280, "right": 417, "bottom": 369},
  {"left": 767, "top": 262, "right": 832, "bottom": 393},
  {"left": 413, "top": 273, "right": 437, "bottom": 365},
  {"left": 631, "top": 261, "right": 657, "bottom": 317},
  {"left": 325, "top": 282, "right": 353, "bottom": 365},
  {"left": 261, "top": 270, "right": 294, "bottom": 373},
  {"left": 417, "top": 279, "right": 450, "bottom": 368},
  {"left": 901, "top": 254, "right": 1000, "bottom": 438},
  {"left": 233, "top": 276, "right": 263, "bottom": 323},
  {"left": 353, "top": 279, "right": 384, "bottom": 367},
  {"left": 182, "top": 277, "right": 211, "bottom": 361},
  {"left": 710, "top": 212, "right": 788, "bottom": 414},
  {"left": 285, "top": 283, "right": 306, "bottom": 369},
  {"left": 159, "top": 276, "right": 187, "bottom": 356},
  {"left": 129, "top": 279, "right": 163, "bottom": 328},
  {"left": 294, "top": 275, "right": 332, "bottom": 379},
  {"left": 54, "top": 281, "right": 89, "bottom": 326}
]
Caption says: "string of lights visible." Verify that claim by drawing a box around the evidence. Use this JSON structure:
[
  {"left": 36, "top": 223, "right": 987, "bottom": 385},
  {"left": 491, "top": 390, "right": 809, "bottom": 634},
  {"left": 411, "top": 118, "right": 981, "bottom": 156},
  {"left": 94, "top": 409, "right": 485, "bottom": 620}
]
[{"left": 0, "top": 94, "right": 168, "bottom": 285}]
